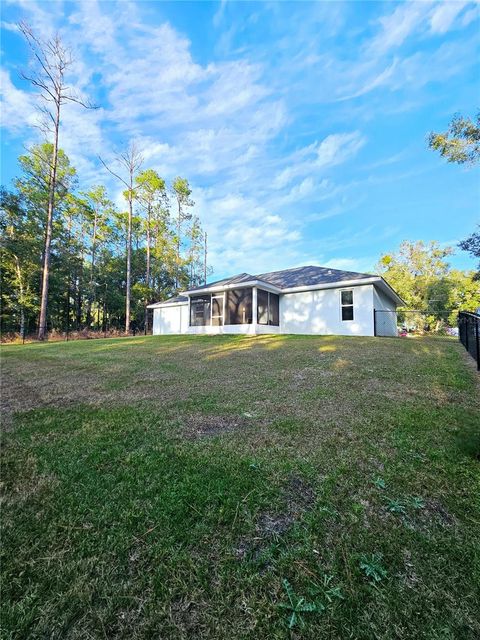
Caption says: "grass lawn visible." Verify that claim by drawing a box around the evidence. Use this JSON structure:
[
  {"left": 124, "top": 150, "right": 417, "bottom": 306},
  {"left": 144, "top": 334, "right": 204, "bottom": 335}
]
[{"left": 1, "top": 334, "right": 479, "bottom": 639}]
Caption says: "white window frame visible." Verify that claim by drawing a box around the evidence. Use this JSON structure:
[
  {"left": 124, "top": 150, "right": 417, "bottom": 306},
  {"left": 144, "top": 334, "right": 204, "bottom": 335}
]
[{"left": 340, "top": 289, "right": 354, "bottom": 322}]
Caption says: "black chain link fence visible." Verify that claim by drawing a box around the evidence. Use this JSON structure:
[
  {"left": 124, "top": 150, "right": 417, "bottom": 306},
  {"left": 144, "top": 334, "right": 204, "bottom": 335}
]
[{"left": 458, "top": 311, "right": 480, "bottom": 371}]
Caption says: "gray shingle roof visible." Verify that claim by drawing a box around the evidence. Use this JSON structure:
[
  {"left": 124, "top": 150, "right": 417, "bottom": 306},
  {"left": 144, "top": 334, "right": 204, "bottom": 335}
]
[
  {"left": 187, "top": 265, "right": 375, "bottom": 292},
  {"left": 148, "top": 295, "right": 189, "bottom": 307},
  {"left": 151, "top": 265, "right": 403, "bottom": 306},
  {"left": 187, "top": 272, "right": 256, "bottom": 291},
  {"left": 256, "top": 265, "right": 375, "bottom": 289}
]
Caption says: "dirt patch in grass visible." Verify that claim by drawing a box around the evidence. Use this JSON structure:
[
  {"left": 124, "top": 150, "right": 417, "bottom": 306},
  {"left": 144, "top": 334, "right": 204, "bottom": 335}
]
[
  {"left": 418, "top": 498, "right": 457, "bottom": 528},
  {"left": 182, "top": 415, "right": 249, "bottom": 439},
  {"left": 235, "top": 474, "right": 315, "bottom": 563}
]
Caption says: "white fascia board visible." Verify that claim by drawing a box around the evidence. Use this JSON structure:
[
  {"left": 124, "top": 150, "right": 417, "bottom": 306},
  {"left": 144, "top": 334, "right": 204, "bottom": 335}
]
[
  {"left": 147, "top": 301, "right": 188, "bottom": 309},
  {"left": 281, "top": 276, "right": 404, "bottom": 306},
  {"left": 374, "top": 278, "right": 405, "bottom": 306},
  {"left": 185, "top": 280, "right": 282, "bottom": 295}
]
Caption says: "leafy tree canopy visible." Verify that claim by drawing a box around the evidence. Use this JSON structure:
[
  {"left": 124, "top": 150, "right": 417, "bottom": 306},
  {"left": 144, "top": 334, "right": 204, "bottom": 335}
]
[{"left": 428, "top": 112, "right": 480, "bottom": 164}]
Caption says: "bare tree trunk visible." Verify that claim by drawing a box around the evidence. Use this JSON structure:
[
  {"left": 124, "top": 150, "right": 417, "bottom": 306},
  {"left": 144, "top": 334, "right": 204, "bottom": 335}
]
[
  {"left": 13, "top": 254, "right": 25, "bottom": 337},
  {"left": 175, "top": 199, "right": 181, "bottom": 290},
  {"left": 86, "top": 208, "right": 98, "bottom": 327},
  {"left": 126, "top": 190, "right": 132, "bottom": 334},
  {"left": 37, "top": 102, "right": 60, "bottom": 340},
  {"left": 204, "top": 232, "right": 207, "bottom": 285},
  {"left": 76, "top": 250, "right": 83, "bottom": 329},
  {"left": 144, "top": 204, "right": 151, "bottom": 333},
  {"left": 99, "top": 142, "right": 142, "bottom": 335}
]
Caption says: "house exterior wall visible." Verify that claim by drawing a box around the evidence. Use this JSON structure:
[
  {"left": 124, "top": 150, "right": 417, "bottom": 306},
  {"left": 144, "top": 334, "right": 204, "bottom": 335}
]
[
  {"left": 187, "top": 323, "right": 281, "bottom": 335},
  {"left": 373, "top": 285, "right": 398, "bottom": 337},
  {"left": 151, "top": 283, "right": 398, "bottom": 337},
  {"left": 152, "top": 304, "right": 188, "bottom": 335},
  {"left": 280, "top": 284, "right": 375, "bottom": 336}
]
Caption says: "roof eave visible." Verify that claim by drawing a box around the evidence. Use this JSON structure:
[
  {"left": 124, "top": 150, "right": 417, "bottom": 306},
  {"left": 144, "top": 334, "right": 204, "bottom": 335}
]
[
  {"left": 185, "top": 279, "right": 282, "bottom": 295},
  {"left": 147, "top": 300, "right": 188, "bottom": 309}
]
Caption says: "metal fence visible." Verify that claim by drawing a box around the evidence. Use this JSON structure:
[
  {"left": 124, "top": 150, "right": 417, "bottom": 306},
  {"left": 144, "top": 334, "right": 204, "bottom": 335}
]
[
  {"left": 458, "top": 311, "right": 480, "bottom": 370},
  {"left": 374, "top": 309, "right": 456, "bottom": 338}
]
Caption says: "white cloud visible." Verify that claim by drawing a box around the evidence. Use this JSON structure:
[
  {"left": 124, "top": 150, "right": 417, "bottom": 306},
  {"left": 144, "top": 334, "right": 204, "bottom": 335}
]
[
  {"left": 430, "top": 1, "right": 469, "bottom": 34},
  {"left": 274, "top": 132, "right": 366, "bottom": 188},
  {"left": 368, "top": 3, "right": 430, "bottom": 55},
  {"left": 335, "top": 59, "right": 398, "bottom": 102},
  {"left": 0, "top": 69, "right": 37, "bottom": 131}
]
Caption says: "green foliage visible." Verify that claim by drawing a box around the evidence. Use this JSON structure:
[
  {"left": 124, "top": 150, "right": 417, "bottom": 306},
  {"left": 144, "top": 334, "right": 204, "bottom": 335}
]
[
  {"left": 385, "top": 498, "right": 407, "bottom": 515},
  {"left": 373, "top": 476, "right": 386, "bottom": 490},
  {"left": 407, "top": 496, "right": 425, "bottom": 510},
  {"left": 459, "top": 225, "right": 480, "bottom": 278},
  {"left": 377, "top": 240, "right": 480, "bottom": 329},
  {"left": 1, "top": 147, "right": 208, "bottom": 335},
  {"left": 429, "top": 112, "right": 480, "bottom": 164},
  {"left": 359, "top": 553, "right": 388, "bottom": 583},
  {"left": 278, "top": 579, "right": 323, "bottom": 629}
]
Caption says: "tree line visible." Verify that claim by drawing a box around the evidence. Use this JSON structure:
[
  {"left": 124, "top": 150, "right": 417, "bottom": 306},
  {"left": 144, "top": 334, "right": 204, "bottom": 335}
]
[
  {"left": 1, "top": 143, "right": 208, "bottom": 337},
  {"left": 1, "top": 24, "right": 208, "bottom": 339}
]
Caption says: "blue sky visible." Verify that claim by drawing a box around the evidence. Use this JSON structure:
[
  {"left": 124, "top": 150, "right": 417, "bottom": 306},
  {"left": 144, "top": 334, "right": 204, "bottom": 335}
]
[{"left": 1, "top": 0, "right": 479, "bottom": 278}]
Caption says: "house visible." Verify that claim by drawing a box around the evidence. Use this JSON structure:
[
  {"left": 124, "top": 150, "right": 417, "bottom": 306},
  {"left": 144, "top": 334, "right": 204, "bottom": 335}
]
[{"left": 147, "top": 265, "right": 404, "bottom": 337}]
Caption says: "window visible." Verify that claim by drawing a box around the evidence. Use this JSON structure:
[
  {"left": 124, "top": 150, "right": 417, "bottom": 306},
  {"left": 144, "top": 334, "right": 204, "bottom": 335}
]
[
  {"left": 257, "top": 289, "right": 279, "bottom": 326},
  {"left": 341, "top": 290, "right": 354, "bottom": 321},
  {"left": 190, "top": 294, "right": 211, "bottom": 326},
  {"left": 226, "top": 288, "right": 252, "bottom": 324}
]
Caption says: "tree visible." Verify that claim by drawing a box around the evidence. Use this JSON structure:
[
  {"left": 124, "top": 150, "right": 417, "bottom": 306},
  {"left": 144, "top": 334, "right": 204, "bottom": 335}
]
[
  {"left": 377, "top": 240, "right": 479, "bottom": 331},
  {"left": 100, "top": 142, "right": 143, "bottom": 333},
  {"left": 78, "top": 186, "right": 115, "bottom": 326},
  {"left": 171, "top": 177, "right": 194, "bottom": 290},
  {"left": 459, "top": 226, "right": 480, "bottom": 278},
  {"left": 186, "top": 216, "right": 206, "bottom": 288},
  {"left": 428, "top": 112, "right": 480, "bottom": 164},
  {"left": 135, "top": 169, "right": 167, "bottom": 330},
  {"left": 377, "top": 240, "right": 453, "bottom": 309},
  {"left": 19, "top": 22, "right": 95, "bottom": 339},
  {"left": 0, "top": 189, "right": 38, "bottom": 336}
]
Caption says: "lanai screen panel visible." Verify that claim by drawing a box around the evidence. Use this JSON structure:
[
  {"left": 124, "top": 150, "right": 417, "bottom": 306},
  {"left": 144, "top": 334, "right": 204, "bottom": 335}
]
[
  {"left": 257, "top": 289, "right": 279, "bottom": 326},
  {"left": 190, "top": 294, "right": 211, "bottom": 326},
  {"left": 226, "top": 288, "right": 252, "bottom": 324},
  {"left": 211, "top": 296, "right": 224, "bottom": 326}
]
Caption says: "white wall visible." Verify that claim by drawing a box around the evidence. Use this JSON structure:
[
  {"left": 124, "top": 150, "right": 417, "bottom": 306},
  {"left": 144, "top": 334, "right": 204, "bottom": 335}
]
[
  {"left": 187, "top": 323, "right": 281, "bottom": 335},
  {"left": 152, "top": 304, "right": 188, "bottom": 335},
  {"left": 152, "top": 284, "right": 398, "bottom": 337},
  {"left": 373, "top": 285, "right": 398, "bottom": 337},
  {"left": 280, "top": 284, "right": 375, "bottom": 336}
]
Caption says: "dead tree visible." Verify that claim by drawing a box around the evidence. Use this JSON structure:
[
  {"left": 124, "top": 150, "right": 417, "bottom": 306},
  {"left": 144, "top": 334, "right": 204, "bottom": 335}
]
[{"left": 19, "top": 22, "right": 95, "bottom": 340}]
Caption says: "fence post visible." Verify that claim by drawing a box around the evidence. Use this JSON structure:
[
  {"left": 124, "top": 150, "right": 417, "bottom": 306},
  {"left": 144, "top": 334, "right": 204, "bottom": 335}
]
[
  {"left": 476, "top": 317, "right": 480, "bottom": 371},
  {"left": 373, "top": 309, "right": 377, "bottom": 337}
]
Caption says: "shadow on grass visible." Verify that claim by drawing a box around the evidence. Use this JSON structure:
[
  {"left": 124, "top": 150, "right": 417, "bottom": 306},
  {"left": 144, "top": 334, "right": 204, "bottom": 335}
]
[{"left": 456, "top": 424, "right": 480, "bottom": 461}]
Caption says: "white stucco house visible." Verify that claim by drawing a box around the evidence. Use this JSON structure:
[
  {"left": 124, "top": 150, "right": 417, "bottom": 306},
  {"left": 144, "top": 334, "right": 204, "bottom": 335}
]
[{"left": 147, "top": 265, "right": 404, "bottom": 337}]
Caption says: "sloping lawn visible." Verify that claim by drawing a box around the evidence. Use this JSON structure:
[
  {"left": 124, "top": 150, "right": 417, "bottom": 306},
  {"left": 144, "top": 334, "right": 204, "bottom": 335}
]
[{"left": 1, "top": 334, "right": 479, "bottom": 639}]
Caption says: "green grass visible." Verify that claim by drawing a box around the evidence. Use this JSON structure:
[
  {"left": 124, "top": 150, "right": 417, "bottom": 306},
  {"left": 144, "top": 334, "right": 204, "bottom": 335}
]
[{"left": 1, "top": 334, "right": 479, "bottom": 639}]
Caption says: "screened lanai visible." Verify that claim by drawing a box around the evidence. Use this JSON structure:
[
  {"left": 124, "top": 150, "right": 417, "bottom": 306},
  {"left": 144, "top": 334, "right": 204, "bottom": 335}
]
[{"left": 189, "top": 287, "right": 279, "bottom": 327}]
